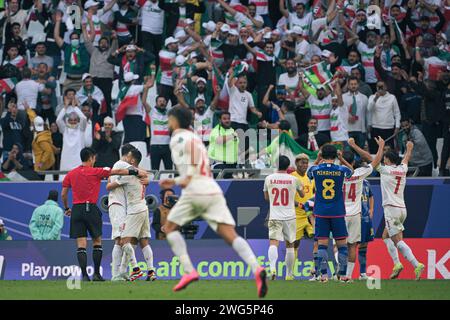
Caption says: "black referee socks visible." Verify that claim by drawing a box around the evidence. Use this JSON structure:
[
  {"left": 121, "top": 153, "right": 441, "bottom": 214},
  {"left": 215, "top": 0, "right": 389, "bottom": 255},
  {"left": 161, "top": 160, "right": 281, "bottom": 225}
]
[
  {"left": 76, "top": 248, "right": 88, "bottom": 277},
  {"left": 93, "top": 245, "right": 103, "bottom": 275}
]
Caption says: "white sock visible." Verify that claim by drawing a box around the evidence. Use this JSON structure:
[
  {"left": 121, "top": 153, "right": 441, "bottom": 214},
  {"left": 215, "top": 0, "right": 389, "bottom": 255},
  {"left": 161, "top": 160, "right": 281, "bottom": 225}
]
[
  {"left": 112, "top": 244, "right": 123, "bottom": 277},
  {"left": 123, "top": 243, "right": 138, "bottom": 270},
  {"left": 232, "top": 237, "right": 260, "bottom": 274},
  {"left": 141, "top": 245, "right": 155, "bottom": 271},
  {"left": 166, "top": 231, "right": 194, "bottom": 273},
  {"left": 268, "top": 245, "right": 278, "bottom": 273},
  {"left": 285, "top": 248, "right": 295, "bottom": 277},
  {"left": 384, "top": 238, "right": 400, "bottom": 264},
  {"left": 346, "top": 262, "right": 355, "bottom": 279},
  {"left": 397, "top": 241, "right": 419, "bottom": 268}
]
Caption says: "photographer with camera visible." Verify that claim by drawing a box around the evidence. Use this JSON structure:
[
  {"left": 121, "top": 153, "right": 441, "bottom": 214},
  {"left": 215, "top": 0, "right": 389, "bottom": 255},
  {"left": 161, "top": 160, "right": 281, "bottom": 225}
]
[{"left": 152, "top": 188, "right": 176, "bottom": 240}]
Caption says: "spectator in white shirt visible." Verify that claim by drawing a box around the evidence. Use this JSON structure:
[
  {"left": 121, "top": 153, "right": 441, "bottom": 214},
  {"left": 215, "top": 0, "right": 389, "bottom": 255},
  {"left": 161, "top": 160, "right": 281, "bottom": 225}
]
[
  {"left": 15, "top": 68, "right": 46, "bottom": 111},
  {"left": 342, "top": 76, "right": 369, "bottom": 149},
  {"left": 227, "top": 70, "right": 262, "bottom": 132},
  {"left": 367, "top": 81, "right": 401, "bottom": 153}
]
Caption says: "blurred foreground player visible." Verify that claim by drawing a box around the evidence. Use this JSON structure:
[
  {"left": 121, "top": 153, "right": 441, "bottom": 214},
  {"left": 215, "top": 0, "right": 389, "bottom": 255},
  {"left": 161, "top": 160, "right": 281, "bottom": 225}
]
[
  {"left": 307, "top": 145, "right": 353, "bottom": 282},
  {"left": 62, "top": 147, "right": 147, "bottom": 281},
  {"left": 264, "top": 155, "right": 304, "bottom": 280},
  {"left": 159, "top": 106, "right": 268, "bottom": 298},
  {"left": 359, "top": 179, "right": 374, "bottom": 280}
]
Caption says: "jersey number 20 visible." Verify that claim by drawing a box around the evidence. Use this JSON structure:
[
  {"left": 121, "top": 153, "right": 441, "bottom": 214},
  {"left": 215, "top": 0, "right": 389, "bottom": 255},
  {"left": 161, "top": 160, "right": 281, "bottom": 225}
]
[
  {"left": 322, "top": 179, "right": 336, "bottom": 200},
  {"left": 272, "top": 188, "right": 289, "bottom": 206}
]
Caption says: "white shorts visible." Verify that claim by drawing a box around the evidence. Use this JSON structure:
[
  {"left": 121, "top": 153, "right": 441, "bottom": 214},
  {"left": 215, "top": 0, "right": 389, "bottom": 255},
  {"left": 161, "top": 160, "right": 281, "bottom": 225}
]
[
  {"left": 345, "top": 214, "right": 361, "bottom": 244},
  {"left": 268, "top": 219, "right": 296, "bottom": 243},
  {"left": 384, "top": 206, "right": 407, "bottom": 237},
  {"left": 121, "top": 210, "right": 151, "bottom": 239},
  {"left": 109, "top": 204, "right": 126, "bottom": 240},
  {"left": 167, "top": 194, "right": 235, "bottom": 231}
]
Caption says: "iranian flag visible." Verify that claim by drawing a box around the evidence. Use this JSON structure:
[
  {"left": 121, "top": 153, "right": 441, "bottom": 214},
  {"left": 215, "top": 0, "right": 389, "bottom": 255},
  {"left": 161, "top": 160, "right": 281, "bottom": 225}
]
[
  {"left": 424, "top": 57, "right": 447, "bottom": 81},
  {"left": 0, "top": 78, "right": 17, "bottom": 94},
  {"left": 267, "top": 132, "right": 318, "bottom": 168},
  {"left": 255, "top": 48, "right": 274, "bottom": 62},
  {"left": 115, "top": 85, "right": 143, "bottom": 123},
  {"left": 303, "top": 61, "right": 333, "bottom": 89},
  {"left": 213, "top": 60, "right": 249, "bottom": 110}
]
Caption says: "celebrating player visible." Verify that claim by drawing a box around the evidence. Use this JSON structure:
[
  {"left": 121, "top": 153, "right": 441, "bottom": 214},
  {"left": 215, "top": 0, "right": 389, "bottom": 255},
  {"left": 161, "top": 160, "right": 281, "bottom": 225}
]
[
  {"left": 342, "top": 137, "right": 384, "bottom": 280},
  {"left": 351, "top": 140, "right": 425, "bottom": 280},
  {"left": 359, "top": 179, "right": 374, "bottom": 279},
  {"left": 159, "top": 106, "right": 268, "bottom": 298},
  {"left": 307, "top": 144, "right": 353, "bottom": 282},
  {"left": 107, "top": 148, "right": 156, "bottom": 281},
  {"left": 264, "top": 155, "right": 305, "bottom": 280}
]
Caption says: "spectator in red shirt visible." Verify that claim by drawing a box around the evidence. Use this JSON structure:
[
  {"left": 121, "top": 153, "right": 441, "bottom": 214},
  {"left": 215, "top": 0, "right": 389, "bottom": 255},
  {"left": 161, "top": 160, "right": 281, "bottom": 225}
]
[{"left": 61, "top": 147, "right": 147, "bottom": 281}]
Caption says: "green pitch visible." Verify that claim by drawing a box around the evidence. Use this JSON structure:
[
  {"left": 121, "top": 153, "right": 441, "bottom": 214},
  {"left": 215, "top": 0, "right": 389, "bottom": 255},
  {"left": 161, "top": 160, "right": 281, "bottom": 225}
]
[{"left": 0, "top": 280, "right": 449, "bottom": 300}]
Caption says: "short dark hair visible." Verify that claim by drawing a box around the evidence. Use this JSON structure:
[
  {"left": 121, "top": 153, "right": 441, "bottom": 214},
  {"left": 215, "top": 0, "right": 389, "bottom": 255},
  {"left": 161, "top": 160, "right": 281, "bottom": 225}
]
[
  {"left": 278, "top": 155, "right": 290, "bottom": 170},
  {"left": 168, "top": 106, "right": 192, "bottom": 129},
  {"left": 220, "top": 111, "right": 231, "bottom": 118},
  {"left": 156, "top": 95, "right": 167, "bottom": 102},
  {"left": 384, "top": 150, "right": 401, "bottom": 165},
  {"left": 80, "top": 147, "right": 96, "bottom": 162},
  {"left": 70, "top": 31, "right": 79, "bottom": 39},
  {"left": 35, "top": 42, "right": 46, "bottom": 47},
  {"left": 64, "top": 88, "right": 76, "bottom": 96},
  {"left": 279, "top": 120, "right": 291, "bottom": 131},
  {"left": 130, "top": 148, "right": 142, "bottom": 165},
  {"left": 321, "top": 144, "right": 337, "bottom": 160},
  {"left": 160, "top": 188, "right": 175, "bottom": 200},
  {"left": 121, "top": 143, "right": 136, "bottom": 156},
  {"left": 48, "top": 190, "right": 58, "bottom": 202},
  {"left": 22, "top": 67, "right": 31, "bottom": 79},
  {"left": 342, "top": 150, "right": 355, "bottom": 165},
  {"left": 348, "top": 76, "right": 359, "bottom": 83},
  {"left": 391, "top": 4, "right": 401, "bottom": 10},
  {"left": 11, "top": 22, "right": 21, "bottom": 29},
  {"left": 391, "top": 62, "right": 402, "bottom": 70}
]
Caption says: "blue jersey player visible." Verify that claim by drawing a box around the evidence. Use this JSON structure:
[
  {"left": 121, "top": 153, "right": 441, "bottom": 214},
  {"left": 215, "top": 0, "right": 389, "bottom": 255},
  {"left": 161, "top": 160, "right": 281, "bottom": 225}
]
[
  {"left": 307, "top": 144, "right": 353, "bottom": 282},
  {"left": 359, "top": 179, "right": 374, "bottom": 280}
]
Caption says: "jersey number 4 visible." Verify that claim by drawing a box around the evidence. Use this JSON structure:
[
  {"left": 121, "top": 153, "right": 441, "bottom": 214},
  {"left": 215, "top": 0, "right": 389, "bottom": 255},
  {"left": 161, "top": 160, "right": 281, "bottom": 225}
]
[
  {"left": 343, "top": 183, "right": 356, "bottom": 202},
  {"left": 272, "top": 188, "right": 289, "bottom": 206}
]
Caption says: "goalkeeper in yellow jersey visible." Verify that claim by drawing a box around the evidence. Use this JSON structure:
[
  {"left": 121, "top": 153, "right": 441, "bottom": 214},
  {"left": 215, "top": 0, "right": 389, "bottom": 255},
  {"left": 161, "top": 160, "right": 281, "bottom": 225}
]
[{"left": 289, "top": 153, "right": 315, "bottom": 280}]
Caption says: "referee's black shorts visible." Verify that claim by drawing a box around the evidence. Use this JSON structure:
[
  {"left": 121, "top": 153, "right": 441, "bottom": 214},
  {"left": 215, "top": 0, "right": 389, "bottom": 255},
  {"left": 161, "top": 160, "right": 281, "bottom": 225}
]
[{"left": 70, "top": 204, "right": 103, "bottom": 239}]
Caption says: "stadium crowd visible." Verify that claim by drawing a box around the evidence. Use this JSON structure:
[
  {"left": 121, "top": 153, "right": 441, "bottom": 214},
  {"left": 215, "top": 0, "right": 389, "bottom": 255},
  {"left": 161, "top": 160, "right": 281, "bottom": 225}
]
[{"left": 0, "top": 0, "right": 449, "bottom": 180}]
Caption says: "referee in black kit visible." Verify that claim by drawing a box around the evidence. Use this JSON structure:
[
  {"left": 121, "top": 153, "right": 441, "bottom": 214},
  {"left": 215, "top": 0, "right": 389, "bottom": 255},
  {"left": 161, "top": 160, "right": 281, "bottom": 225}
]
[{"left": 62, "top": 147, "right": 147, "bottom": 281}]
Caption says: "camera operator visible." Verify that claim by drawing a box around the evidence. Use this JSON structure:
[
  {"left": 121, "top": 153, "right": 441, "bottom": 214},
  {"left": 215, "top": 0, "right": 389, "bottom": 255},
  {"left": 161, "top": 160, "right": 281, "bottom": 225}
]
[{"left": 152, "top": 189, "right": 176, "bottom": 240}]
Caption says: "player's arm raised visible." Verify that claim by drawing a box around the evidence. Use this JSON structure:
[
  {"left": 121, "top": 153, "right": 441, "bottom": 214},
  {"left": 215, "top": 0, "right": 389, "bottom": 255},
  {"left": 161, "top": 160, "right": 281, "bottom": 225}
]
[
  {"left": 338, "top": 150, "right": 354, "bottom": 173},
  {"left": 347, "top": 137, "right": 373, "bottom": 162},
  {"left": 402, "top": 141, "right": 414, "bottom": 165},
  {"left": 370, "top": 136, "right": 385, "bottom": 168}
]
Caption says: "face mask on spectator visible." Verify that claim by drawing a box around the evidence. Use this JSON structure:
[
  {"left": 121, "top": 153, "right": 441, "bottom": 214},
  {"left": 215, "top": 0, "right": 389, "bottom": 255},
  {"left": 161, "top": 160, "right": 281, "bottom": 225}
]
[{"left": 71, "top": 39, "right": 80, "bottom": 47}]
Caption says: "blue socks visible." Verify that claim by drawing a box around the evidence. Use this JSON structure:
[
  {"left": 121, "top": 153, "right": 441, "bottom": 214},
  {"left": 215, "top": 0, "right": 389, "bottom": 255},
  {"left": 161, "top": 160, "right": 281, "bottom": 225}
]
[
  {"left": 337, "top": 246, "right": 348, "bottom": 277},
  {"left": 317, "top": 245, "right": 328, "bottom": 276},
  {"left": 359, "top": 248, "right": 367, "bottom": 274}
]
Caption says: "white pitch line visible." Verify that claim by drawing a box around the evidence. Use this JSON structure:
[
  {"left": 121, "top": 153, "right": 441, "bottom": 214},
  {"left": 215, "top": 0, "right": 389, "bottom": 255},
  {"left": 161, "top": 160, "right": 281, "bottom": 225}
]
[
  {"left": 0, "top": 216, "right": 70, "bottom": 238},
  {"left": 4, "top": 226, "right": 33, "bottom": 238},
  {"left": 0, "top": 191, "right": 39, "bottom": 208}
]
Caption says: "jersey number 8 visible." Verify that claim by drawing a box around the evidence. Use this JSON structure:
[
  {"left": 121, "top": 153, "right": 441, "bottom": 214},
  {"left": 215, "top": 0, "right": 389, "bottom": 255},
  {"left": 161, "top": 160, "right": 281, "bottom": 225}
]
[{"left": 322, "top": 179, "right": 336, "bottom": 200}]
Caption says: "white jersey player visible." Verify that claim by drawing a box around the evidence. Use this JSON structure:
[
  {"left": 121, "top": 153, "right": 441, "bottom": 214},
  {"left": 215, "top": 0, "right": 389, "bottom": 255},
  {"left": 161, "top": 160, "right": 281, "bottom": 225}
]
[
  {"left": 264, "top": 155, "right": 304, "bottom": 281},
  {"left": 344, "top": 137, "right": 385, "bottom": 280},
  {"left": 159, "top": 106, "right": 268, "bottom": 297},
  {"left": 107, "top": 145, "right": 156, "bottom": 282},
  {"left": 351, "top": 140, "right": 424, "bottom": 280}
]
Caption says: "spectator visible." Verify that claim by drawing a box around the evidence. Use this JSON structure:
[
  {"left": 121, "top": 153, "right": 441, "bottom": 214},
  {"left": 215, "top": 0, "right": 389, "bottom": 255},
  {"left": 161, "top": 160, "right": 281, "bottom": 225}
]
[
  {"left": 350, "top": 67, "right": 372, "bottom": 98},
  {"left": 157, "top": 37, "right": 180, "bottom": 104},
  {"left": 208, "top": 111, "right": 239, "bottom": 178},
  {"left": 1, "top": 142, "right": 31, "bottom": 173},
  {"left": 158, "top": 0, "right": 205, "bottom": 37},
  {"left": 50, "top": 122, "right": 63, "bottom": 173},
  {"left": 54, "top": 11, "right": 90, "bottom": 92},
  {"left": 296, "top": 118, "right": 330, "bottom": 151},
  {"left": 399, "top": 79, "right": 423, "bottom": 129},
  {"left": 80, "top": 104, "right": 94, "bottom": 148},
  {"left": 342, "top": 76, "right": 369, "bottom": 149},
  {"left": 328, "top": 83, "right": 348, "bottom": 147},
  {"left": 32, "top": 116, "right": 55, "bottom": 174},
  {"left": 1, "top": 100, "right": 30, "bottom": 161},
  {"left": 137, "top": 0, "right": 165, "bottom": 65},
  {"left": 0, "top": 219, "right": 12, "bottom": 240},
  {"left": 367, "top": 81, "right": 401, "bottom": 153},
  {"left": 56, "top": 89, "right": 88, "bottom": 172},
  {"left": 15, "top": 68, "right": 45, "bottom": 111},
  {"left": 41, "top": 9, "right": 67, "bottom": 76},
  {"left": 2, "top": 43, "right": 26, "bottom": 71},
  {"left": 400, "top": 118, "right": 434, "bottom": 176},
  {"left": 30, "top": 42, "right": 54, "bottom": 74},
  {"left": 111, "top": 0, "right": 137, "bottom": 47},
  {"left": 83, "top": 31, "right": 118, "bottom": 120},
  {"left": 76, "top": 73, "right": 107, "bottom": 126},
  {"left": 4, "top": 0, "right": 28, "bottom": 38},
  {"left": 92, "top": 117, "right": 122, "bottom": 168},
  {"left": 4, "top": 22, "right": 27, "bottom": 59},
  {"left": 29, "top": 190, "right": 64, "bottom": 240},
  {"left": 82, "top": 0, "right": 117, "bottom": 47},
  {"left": 34, "top": 63, "right": 57, "bottom": 125}
]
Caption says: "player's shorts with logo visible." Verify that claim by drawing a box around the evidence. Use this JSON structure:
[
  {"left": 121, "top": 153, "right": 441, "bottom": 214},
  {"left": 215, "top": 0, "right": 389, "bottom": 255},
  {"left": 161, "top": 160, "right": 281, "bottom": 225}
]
[
  {"left": 269, "top": 219, "right": 296, "bottom": 243},
  {"left": 360, "top": 215, "right": 374, "bottom": 243},
  {"left": 296, "top": 216, "right": 314, "bottom": 240},
  {"left": 109, "top": 204, "right": 126, "bottom": 239},
  {"left": 121, "top": 210, "right": 151, "bottom": 239},
  {"left": 167, "top": 193, "right": 235, "bottom": 231},
  {"left": 345, "top": 213, "right": 361, "bottom": 244},
  {"left": 70, "top": 203, "right": 103, "bottom": 239},
  {"left": 384, "top": 205, "right": 406, "bottom": 237},
  {"left": 315, "top": 216, "right": 348, "bottom": 240}
]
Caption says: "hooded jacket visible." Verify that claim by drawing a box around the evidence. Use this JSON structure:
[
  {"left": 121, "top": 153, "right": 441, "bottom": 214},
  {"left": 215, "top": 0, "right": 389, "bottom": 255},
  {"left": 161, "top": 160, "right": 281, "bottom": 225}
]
[{"left": 32, "top": 130, "right": 56, "bottom": 171}]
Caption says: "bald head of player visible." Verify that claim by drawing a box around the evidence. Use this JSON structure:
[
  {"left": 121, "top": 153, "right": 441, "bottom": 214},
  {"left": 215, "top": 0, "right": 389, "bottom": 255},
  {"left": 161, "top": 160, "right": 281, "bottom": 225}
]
[{"left": 168, "top": 106, "right": 193, "bottom": 132}]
